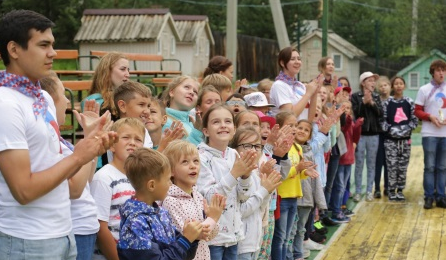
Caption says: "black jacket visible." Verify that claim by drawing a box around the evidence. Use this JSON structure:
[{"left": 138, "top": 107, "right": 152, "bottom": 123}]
[{"left": 351, "top": 91, "right": 383, "bottom": 135}]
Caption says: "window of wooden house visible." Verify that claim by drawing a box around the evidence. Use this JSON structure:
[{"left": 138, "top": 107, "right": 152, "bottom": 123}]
[
  {"left": 409, "top": 72, "right": 419, "bottom": 89},
  {"left": 332, "top": 53, "right": 342, "bottom": 71}
]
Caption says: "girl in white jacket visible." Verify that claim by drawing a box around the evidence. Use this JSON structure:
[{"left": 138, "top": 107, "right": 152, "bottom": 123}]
[
  {"left": 196, "top": 104, "right": 258, "bottom": 260},
  {"left": 230, "top": 127, "right": 282, "bottom": 260}
]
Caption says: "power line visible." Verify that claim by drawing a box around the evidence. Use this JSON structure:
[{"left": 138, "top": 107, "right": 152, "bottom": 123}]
[
  {"left": 335, "top": 0, "right": 395, "bottom": 12},
  {"left": 175, "top": 0, "right": 320, "bottom": 8}
]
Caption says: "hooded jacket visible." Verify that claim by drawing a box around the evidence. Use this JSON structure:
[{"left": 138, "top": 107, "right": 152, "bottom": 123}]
[
  {"left": 117, "top": 198, "right": 197, "bottom": 260},
  {"left": 196, "top": 142, "right": 251, "bottom": 246},
  {"left": 162, "top": 185, "right": 219, "bottom": 260}
]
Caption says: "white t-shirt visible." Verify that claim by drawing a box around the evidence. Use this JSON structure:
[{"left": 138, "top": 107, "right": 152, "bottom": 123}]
[
  {"left": 90, "top": 164, "right": 135, "bottom": 241},
  {"left": 415, "top": 82, "right": 446, "bottom": 137},
  {"left": 0, "top": 88, "right": 71, "bottom": 239},
  {"left": 270, "top": 80, "right": 308, "bottom": 120}
]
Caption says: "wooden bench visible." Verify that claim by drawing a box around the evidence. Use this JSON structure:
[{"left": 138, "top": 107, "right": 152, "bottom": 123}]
[
  {"left": 151, "top": 78, "right": 174, "bottom": 96},
  {"left": 90, "top": 50, "right": 182, "bottom": 78},
  {"left": 62, "top": 80, "right": 92, "bottom": 111},
  {"left": 54, "top": 50, "right": 98, "bottom": 78}
]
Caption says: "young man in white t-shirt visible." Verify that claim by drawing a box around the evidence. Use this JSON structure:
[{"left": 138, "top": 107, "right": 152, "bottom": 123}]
[
  {"left": 414, "top": 59, "right": 446, "bottom": 210},
  {"left": 0, "top": 10, "right": 116, "bottom": 259}
]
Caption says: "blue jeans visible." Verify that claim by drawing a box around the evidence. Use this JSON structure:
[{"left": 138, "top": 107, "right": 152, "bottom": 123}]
[
  {"left": 238, "top": 250, "right": 259, "bottom": 260},
  {"left": 0, "top": 230, "right": 77, "bottom": 260},
  {"left": 332, "top": 165, "right": 352, "bottom": 215},
  {"left": 325, "top": 153, "right": 340, "bottom": 207},
  {"left": 75, "top": 233, "right": 97, "bottom": 260},
  {"left": 209, "top": 244, "right": 238, "bottom": 260},
  {"left": 286, "top": 206, "right": 311, "bottom": 260},
  {"left": 374, "top": 133, "right": 389, "bottom": 192},
  {"left": 355, "top": 135, "right": 379, "bottom": 194},
  {"left": 271, "top": 198, "right": 297, "bottom": 260},
  {"left": 422, "top": 137, "right": 446, "bottom": 199}
]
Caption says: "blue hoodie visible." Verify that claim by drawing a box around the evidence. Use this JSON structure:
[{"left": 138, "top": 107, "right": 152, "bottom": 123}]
[{"left": 117, "top": 198, "right": 198, "bottom": 260}]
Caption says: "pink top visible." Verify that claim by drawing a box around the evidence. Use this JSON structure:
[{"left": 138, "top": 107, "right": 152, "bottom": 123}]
[{"left": 162, "top": 185, "right": 219, "bottom": 260}]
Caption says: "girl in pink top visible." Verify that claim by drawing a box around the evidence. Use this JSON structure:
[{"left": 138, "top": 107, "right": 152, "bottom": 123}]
[{"left": 162, "top": 140, "right": 226, "bottom": 260}]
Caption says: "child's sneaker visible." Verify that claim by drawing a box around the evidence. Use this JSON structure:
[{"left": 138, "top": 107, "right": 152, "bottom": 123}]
[
  {"left": 342, "top": 208, "right": 355, "bottom": 217},
  {"left": 389, "top": 192, "right": 397, "bottom": 201},
  {"left": 314, "top": 221, "right": 328, "bottom": 234},
  {"left": 321, "top": 216, "right": 339, "bottom": 226},
  {"left": 365, "top": 192, "right": 374, "bottom": 202},
  {"left": 309, "top": 232, "right": 326, "bottom": 243},
  {"left": 304, "top": 238, "right": 325, "bottom": 251},
  {"left": 374, "top": 190, "right": 382, "bottom": 198},
  {"left": 331, "top": 213, "right": 351, "bottom": 224},
  {"left": 353, "top": 193, "right": 361, "bottom": 202},
  {"left": 396, "top": 191, "right": 406, "bottom": 201}
]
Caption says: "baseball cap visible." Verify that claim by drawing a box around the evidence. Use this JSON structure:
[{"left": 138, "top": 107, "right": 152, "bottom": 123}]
[
  {"left": 244, "top": 92, "right": 275, "bottom": 107},
  {"left": 254, "top": 111, "right": 276, "bottom": 129},
  {"left": 359, "top": 72, "right": 379, "bottom": 83},
  {"left": 334, "top": 86, "right": 352, "bottom": 96}
]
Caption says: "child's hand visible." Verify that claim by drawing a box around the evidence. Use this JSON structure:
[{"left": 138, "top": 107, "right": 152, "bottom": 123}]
[
  {"left": 295, "top": 159, "right": 314, "bottom": 173},
  {"left": 260, "top": 159, "right": 277, "bottom": 176},
  {"left": 304, "top": 165, "right": 319, "bottom": 178},
  {"left": 182, "top": 219, "right": 203, "bottom": 243},
  {"left": 260, "top": 170, "right": 282, "bottom": 193},
  {"left": 356, "top": 117, "right": 364, "bottom": 126},
  {"left": 204, "top": 194, "right": 226, "bottom": 222},
  {"left": 265, "top": 124, "right": 281, "bottom": 145},
  {"left": 231, "top": 150, "right": 258, "bottom": 179},
  {"left": 198, "top": 224, "right": 211, "bottom": 241},
  {"left": 157, "top": 121, "right": 185, "bottom": 152},
  {"left": 272, "top": 134, "right": 293, "bottom": 157}
]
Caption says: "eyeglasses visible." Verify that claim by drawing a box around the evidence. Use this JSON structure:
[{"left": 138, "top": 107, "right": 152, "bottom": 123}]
[
  {"left": 237, "top": 143, "right": 264, "bottom": 151},
  {"left": 226, "top": 100, "right": 246, "bottom": 106}
]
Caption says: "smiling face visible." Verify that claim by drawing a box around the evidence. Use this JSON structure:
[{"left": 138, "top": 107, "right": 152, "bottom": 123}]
[
  {"left": 295, "top": 121, "right": 312, "bottom": 144},
  {"left": 282, "top": 115, "right": 298, "bottom": 136},
  {"left": 118, "top": 93, "right": 151, "bottom": 125},
  {"left": 361, "top": 76, "right": 376, "bottom": 92},
  {"left": 197, "top": 91, "right": 221, "bottom": 116},
  {"left": 235, "top": 133, "right": 262, "bottom": 164},
  {"left": 172, "top": 153, "right": 201, "bottom": 192},
  {"left": 169, "top": 78, "right": 199, "bottom": 111},
  {"left": 9, "top": 28, "right": 56, "bottom": 83},
  {"left": 110, "top": 124, "right": 145, "bottom": 164},
  {"left": 324, "top": 58, "right": 335, "bottom": 75},
  {"left": 146, "top": 101, "right": 166, "bottom": 133},
  {"left": 110, "top": 58, "right": 130, "bottom": 88},
  {"left": 282, "top": 51, "right": 301, "bottom": 78},
  {"left": 203, "top": 107, "right": 235, "bottom": 149}
]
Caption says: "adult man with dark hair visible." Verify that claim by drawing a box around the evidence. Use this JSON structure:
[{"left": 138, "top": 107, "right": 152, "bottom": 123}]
[
  {"left": 0, "top": 10, "right": 115, "bottom": 259},
  {"left": 415, "top": 59, "right": 446, "bottom": 209}
]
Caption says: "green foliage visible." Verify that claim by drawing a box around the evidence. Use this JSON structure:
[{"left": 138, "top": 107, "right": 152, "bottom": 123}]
[{"left": 3, "top": 0, "right": 446, "bottom": 60}]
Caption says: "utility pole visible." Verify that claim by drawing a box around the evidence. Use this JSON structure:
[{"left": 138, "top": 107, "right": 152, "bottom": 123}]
[
  {"left": 321, "top": 0, "right": 328, "bottom": 56},
  {"left": 411, "top": 0, "right": 418, "bottom": 54},
  {"left": 269, "top": 0, "right": 290, "bottom": 49},
  {"left": 226, "top": 0, "right": 237, "bottom": 82},
  {"left": 375, "top": 20, "right": 380, "bottom": 74}
]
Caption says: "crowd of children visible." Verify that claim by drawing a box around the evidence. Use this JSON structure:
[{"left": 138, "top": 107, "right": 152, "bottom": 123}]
[{"left": 0, "top": 9, "right": 425, "bottom": 260}]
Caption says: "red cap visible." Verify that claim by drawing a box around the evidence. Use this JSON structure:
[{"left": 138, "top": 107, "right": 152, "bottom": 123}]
[
  {"left": 334, "top": 86, "right": 352, "bottom": 96},
  {"left": 254, "top": 111, "right": 276, "bottom": 129}
]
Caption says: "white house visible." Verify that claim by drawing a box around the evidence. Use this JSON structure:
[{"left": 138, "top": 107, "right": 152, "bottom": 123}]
[
  {"left": 294, "top": 29, "right": 367, "bottom": 91},
  {"left": 74, "top": 8, "right": 181, "bottom": 71},
  {"left": 173, "top": 15, "right": 215, "bottom": 78}
]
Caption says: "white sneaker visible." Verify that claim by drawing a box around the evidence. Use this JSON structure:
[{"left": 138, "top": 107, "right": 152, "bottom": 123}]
[
  {"left": 366, "top": 192, "right": 374, "bottom": 202},
  {"left": 304, "top": 239, "right": 325, "bottom": 251},
  {"left": 353, "top": 193, "right": 361, "bottom": 202},
  {"left": 303, "top": 247, "right": 311, "bottom": 258}
]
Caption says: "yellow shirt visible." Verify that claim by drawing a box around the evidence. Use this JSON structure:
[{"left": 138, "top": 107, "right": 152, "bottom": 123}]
[{"left": 277, "top": 143, "right": 308, "bottom": 198}]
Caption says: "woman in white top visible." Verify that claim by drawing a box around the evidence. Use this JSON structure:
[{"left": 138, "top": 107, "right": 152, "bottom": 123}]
[{"left": 270, "top": 47, "right": 320, "bottom": 119}]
